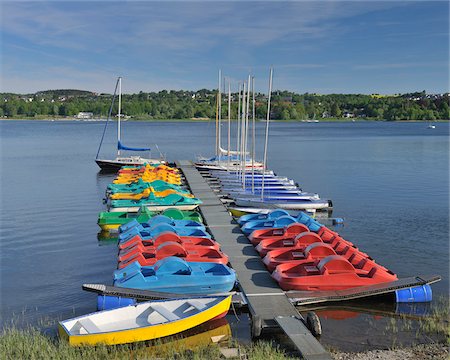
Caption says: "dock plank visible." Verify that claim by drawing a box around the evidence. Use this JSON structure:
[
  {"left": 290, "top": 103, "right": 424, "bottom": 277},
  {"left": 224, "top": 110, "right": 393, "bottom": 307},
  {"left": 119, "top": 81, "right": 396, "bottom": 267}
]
[{"left": 177, "top": 161, "right": 330, "bottom": 358}]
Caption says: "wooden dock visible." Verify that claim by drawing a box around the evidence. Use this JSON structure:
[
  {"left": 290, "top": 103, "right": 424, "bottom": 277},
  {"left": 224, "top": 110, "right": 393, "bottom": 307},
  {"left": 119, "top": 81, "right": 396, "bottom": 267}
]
[{"left": 177, "top": 161, "right": 332, "bottom": 360}]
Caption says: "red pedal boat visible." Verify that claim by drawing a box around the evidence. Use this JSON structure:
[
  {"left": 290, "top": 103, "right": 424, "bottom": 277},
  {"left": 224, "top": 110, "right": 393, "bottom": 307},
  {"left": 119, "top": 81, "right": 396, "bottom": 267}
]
[
  {"left": 117, "top": 241, "right": 229, "bottom": 269},
  {"left": 255, "top": 231, "right": 342, "bottom": 257},
  {"left": 248, "top": 223, "right": 309, "bottom": 245},
  {"left": 263, "top": 241, "right": 384, "bottom": 272},
  {"left": 272, "top": 255, "right": 398, "bottom": 291},
  {"left": 119, "top": 232, "right": 219, "bottom": 251},
  {"left": 119, "top": 237, "right": 220, "bottom": 262}
]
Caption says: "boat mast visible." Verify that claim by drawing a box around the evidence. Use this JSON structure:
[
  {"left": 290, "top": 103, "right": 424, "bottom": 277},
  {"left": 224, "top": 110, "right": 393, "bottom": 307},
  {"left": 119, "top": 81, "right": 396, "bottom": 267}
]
[
  {"left": 117, "top": 77, "right": 122, "bottom": 157},
  {"left": 96, "top": 77, "right": 119, "bottom": 160},
  {"left": 236, "top": 83, "right": 242, "bottom": 176},
  {"left": 227, "top": 79, "right": 231, "bottom": 172},
  {"left": 261, "top": 67, "right": 273, "bottom": 199},
  {"left": 241, "top": 81, "right": 246, "bottom": 188},
  {"left": 243, "top": 75, "right": 251, "bottom": 190},
  {"left": 251, "top": 76, "right": 255, "bottom": 193},
  {"left": 218, "top": 70, "right": 222, "bottom": 159},
  {"left": 215, "top": 70, "right": 221, "bottom": 158}
]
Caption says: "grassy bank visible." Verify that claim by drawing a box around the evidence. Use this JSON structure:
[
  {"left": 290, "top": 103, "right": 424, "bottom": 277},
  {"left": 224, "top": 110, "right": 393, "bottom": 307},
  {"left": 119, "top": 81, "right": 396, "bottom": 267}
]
[{"left": 0, "top": 326, "right": 291, "bottom": 360}]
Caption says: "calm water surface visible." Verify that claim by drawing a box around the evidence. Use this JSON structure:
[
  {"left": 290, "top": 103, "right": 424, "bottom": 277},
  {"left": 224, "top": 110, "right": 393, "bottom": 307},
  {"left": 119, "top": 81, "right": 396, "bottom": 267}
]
[{"left": 0, "top": 120, "right": 448, "bottom": 351}]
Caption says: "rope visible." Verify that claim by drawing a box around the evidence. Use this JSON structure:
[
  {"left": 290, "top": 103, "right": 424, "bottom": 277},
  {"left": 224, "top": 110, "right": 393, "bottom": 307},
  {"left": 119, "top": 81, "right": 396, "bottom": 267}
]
[
  {"left": 95, "top": 78, "right": 120, "bottom": 159},
  {"left": 230, "top": 298, "right": 240, "bottom": 322}
]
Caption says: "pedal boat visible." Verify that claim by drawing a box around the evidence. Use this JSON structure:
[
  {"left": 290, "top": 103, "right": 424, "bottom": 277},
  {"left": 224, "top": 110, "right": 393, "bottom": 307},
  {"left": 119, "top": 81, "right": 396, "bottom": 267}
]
[
  {"left": 255, "top": 231, "right": 364, "bottom": 258},
  {"left": 248, "top": 223, "right": 310, "bottom": 245},
  {"left": 237, "top": 209, "right": 290, "bottom": 226},
  {"left": 113, "top": 258, "right": 236, "bottom": 294},
  {"left": 107, "top": 179, "right": 187, "bottom": 194},
  {"left": 241, "top": 216, "right": 298, "bottom": 236},
  {"left": 118, "top": 224, "right": 210, "bottom": 244},
  {"left": 109, "top": 187, "right": 194, "bottom": 201},
  {"left": 118, "top": 232, "right": 220, "bottom": 253},
  {"left": 97, "top": 208, "right": 202, "bottom": 232},
  {"left": 118, "top": 241, "right": 229, "bottom": 269},
  {"left": 109, "top": 193, "right": 202, "bottom": 212},
  {"left": 262, "top": 241, "right": 380, "bottom": 272},
  {"left": 119, "top": 215, "right": 205, "bottom": 234},
  {"left": 271, "top": 255, "right": 397, "bottom": 291},
  {"left": 98, "top": 207, "right": 156, "bottom": 231},
  {"left": 58, "top": 295, "right": 231, "bottom": 346}
]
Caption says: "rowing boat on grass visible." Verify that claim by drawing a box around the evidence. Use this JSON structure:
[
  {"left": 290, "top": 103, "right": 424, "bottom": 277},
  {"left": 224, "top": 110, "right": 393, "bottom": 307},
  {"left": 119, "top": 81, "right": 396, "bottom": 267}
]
[{"left": 59, "top": 295, "right": 231, "bottom": 346}]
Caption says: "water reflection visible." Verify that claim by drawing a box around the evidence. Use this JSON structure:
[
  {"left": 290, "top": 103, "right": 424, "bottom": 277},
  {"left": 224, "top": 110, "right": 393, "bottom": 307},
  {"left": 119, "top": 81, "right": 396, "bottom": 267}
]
[
  {"left": 97, "top": 231, "right": 118, "bottom": 244},
  {"left": 299, "top": 299, "right": 432, "bottom": 320},
  {"left": 298, "top": 299, "right": 440, "bottom": 352},
  {"left": 127, "top": 317, "right": 230, "bottom": 356}
]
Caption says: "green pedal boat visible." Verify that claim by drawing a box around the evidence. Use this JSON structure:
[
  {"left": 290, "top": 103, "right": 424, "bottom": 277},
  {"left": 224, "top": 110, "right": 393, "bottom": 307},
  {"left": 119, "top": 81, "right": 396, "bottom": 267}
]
[{"left": 98, "top": 206, "right": 203, "bottom": 231}]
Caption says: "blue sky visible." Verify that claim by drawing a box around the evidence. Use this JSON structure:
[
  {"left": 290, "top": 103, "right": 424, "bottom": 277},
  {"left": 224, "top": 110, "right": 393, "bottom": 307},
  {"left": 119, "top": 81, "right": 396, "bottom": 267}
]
[{"left": 1, "top": 1, "right": 448, "bottom": 94}]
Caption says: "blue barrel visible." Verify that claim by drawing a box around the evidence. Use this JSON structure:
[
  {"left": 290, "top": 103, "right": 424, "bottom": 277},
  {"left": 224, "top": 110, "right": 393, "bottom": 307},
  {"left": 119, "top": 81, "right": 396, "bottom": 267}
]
[
  {"left": 97, "top": 295, "right": 136, "bottom": 310},
  {"left": 332, "top": 218, "right": 344, "bottom": 225},
  {"left": 395, "top": 284, "right": 432, "bottom": 303}
]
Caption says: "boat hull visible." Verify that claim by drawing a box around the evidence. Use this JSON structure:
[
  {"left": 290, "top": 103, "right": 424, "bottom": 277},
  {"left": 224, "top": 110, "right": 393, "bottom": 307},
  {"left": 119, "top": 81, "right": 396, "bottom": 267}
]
[
  {"left": 110, "top": 204, "right": 200, "bottom": 212},
  {"left": 96, "top": 158, "right": 163, "bottom": 171},
  {"left": 59, "top": 296, "right": 231, "bottom": 346}
]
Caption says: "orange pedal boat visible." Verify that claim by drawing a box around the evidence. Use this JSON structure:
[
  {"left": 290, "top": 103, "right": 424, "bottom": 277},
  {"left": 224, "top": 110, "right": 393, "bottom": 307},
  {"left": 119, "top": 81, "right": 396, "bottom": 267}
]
[{"left": 117, "top": 241, "right": 229, "bottom": 269}]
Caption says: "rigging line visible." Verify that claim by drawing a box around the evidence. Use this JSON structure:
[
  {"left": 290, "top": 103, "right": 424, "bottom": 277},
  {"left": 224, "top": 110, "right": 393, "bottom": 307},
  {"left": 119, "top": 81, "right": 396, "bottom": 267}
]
[{"left": 95, "top": 77, "right": 120, "bottom": 159}]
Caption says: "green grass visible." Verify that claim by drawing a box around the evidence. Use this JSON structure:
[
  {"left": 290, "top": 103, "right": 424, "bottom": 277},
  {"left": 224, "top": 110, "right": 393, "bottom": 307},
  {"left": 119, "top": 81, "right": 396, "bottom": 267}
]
[
  {"left": 0, "top": 326, "right": 292, "bottom": 360},
  {"left": 417, "top": 297, "right": 450, "bottom": 343}
]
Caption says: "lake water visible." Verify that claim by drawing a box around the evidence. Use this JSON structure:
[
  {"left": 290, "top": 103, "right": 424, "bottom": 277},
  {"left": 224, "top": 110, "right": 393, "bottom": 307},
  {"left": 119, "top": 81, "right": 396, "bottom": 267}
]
[{"left": 0, "top": 119, "right": 448, "bottom": 351}]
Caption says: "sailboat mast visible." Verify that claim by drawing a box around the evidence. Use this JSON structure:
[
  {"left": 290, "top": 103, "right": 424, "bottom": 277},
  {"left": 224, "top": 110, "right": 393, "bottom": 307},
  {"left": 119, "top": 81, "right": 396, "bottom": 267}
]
[
  {"left": 261, "top": 67, "right": 273, "bottom": 199},
  {"left": 241, "top": 82, "right": 246, "bottom": 188},
  {"left": 217, "top": 69, "right": 222, "bottom": 158},
  {"left": 236, "top": 83, "right": 242, "bottom": 173},
  {"left": 227, "top": 79, "right": 231, "bottom": 172},
  {"left": 251, "top": 76, "right": 255, "bottom": 193},
  {"left": 117, "top": 76, "right": 122, "bottom": 157},
  {"left": 243, "top": 75, "right": 251, "bottom": 190}
]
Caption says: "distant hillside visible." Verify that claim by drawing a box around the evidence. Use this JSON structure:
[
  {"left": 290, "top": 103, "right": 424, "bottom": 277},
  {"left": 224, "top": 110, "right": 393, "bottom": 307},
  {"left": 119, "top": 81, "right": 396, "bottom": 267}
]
[
  {"left": 0, "top": 89, "right": 448, "bottom": 121},
  {"left": 35, "top": 89, "right": 96, "bottom": 97}
]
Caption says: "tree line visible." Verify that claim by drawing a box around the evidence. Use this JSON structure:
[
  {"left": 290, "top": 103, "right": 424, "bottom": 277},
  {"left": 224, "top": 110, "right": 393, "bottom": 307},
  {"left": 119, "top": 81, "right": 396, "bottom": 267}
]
[{"left": 1, "top": 89, "right": 448, "bottom": 121}]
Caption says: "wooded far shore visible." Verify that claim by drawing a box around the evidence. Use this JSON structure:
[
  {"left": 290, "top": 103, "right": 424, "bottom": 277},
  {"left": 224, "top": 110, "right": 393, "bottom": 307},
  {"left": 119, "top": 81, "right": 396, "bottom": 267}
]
[{"left": 1, "top": 89, "right": 448, "bottom": 121}]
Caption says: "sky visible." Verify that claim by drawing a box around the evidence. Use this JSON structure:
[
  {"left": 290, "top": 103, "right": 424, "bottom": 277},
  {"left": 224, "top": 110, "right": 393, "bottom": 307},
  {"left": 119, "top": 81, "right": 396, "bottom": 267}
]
[{"left": 0, "top": 1, "right": 448, "bottom": 94}]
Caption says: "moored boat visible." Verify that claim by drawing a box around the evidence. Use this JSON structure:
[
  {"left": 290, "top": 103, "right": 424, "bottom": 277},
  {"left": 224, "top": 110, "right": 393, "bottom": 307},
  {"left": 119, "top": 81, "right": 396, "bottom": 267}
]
[
  {"left": 117, "top": 241, "right": 229, "bottom": 269},
  {"left": 272, "top": 255, "right": 397, "bottom": 291},
  {"left": 59, "top": 295, "right": 231, "bottom": 346},
  {"left": 113, "top": 258, "right": 236, "bottom": 294},
  {"left": 95, "top": 78, "right": 164, "bottom": 171},
  {"left": 109, "top": 193, "right": 202, "bottom": 212},
  {"left": 118, "top": 232, "right": 220, "bottom": 253}
]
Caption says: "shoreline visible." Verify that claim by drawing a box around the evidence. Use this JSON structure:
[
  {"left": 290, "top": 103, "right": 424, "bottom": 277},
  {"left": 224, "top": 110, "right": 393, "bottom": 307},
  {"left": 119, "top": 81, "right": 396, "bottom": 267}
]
[
  {"left": 1, "top": 117, "right": 448, "bottom": 123},
  {"left": 331, "top": 343, "right": 448, "bottom": 360}
]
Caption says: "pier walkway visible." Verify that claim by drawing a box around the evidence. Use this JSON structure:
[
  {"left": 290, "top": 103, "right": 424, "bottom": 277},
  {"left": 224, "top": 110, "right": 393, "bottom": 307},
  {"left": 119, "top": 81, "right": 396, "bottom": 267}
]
[{"left": 177, "top": 161, "right": 331, "bottom": 360}]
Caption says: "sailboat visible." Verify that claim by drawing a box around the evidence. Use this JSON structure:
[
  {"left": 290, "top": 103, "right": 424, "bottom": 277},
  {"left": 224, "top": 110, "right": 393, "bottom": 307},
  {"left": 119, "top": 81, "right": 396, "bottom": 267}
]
[
  {"left": 195, "top": 72, "right": 264, "bottom": 172},
  {"left": 95, "top": 77, "right": 164, "bottom": 171}
]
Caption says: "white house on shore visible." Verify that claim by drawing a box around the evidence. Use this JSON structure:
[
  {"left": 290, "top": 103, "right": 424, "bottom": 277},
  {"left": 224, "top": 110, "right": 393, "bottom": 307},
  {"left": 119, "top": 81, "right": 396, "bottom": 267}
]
[{"left": 76, "top": 112, "right": 93, "bottom": 119}]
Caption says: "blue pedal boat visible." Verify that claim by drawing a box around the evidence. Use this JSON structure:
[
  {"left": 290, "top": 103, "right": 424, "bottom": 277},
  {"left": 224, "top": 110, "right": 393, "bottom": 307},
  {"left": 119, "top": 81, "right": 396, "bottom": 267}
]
[
  {"left": 113, "top": 257, "right": 236, "bottom": 294},
  {"left": 237, "top": 209, "right": 290, "bottom": 226},
  {"left": 119, "top": 223, "right": 211, "bottom": 244},
  {"left": 240, "top": 212, "right": 323, "bottom": 236},
  {"left": 119, "top": 215, "right": 205, "bottom": 234},
  {"left": 240, "top": 216, "right": 298, "bottom": 236}
]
